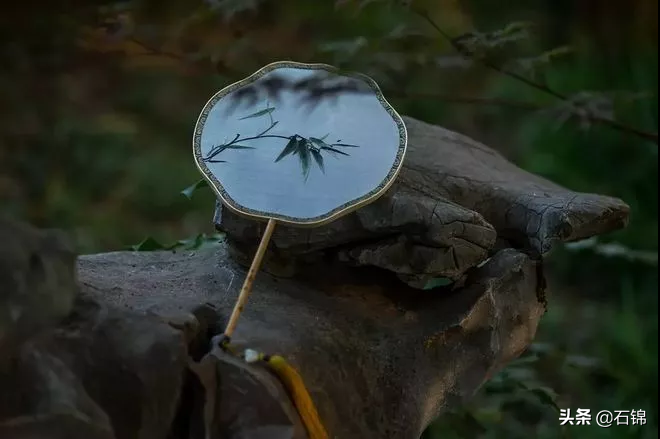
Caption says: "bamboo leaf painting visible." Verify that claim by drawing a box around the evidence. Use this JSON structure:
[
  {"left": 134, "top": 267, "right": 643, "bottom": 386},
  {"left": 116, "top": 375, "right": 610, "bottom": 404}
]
[
  {"left": 320, "top": 145, "right": 349, "bottom": 156},
  {"left": 238, "top": 106, "right": 276, "bottom": 120},
  {"left": 203, "top": 101, "right": 361, "bottom": 180},
  {"left": 308, "top": 137, "right": 326, "bottom": 149},
  {"left": 298, "top": 141, "right": 311, "bottom": 180},
  {"left": 310, "top": 149, "right": 325, "bottom": 173},
  {"left": 224, "top": 144, "right": 255, "bottom": 150},
  {"left": 193, "top": 62, "right": 408, "bottom": 225},
  {"left": 275, "top": 136, "right": 300, "bottom": 162}
]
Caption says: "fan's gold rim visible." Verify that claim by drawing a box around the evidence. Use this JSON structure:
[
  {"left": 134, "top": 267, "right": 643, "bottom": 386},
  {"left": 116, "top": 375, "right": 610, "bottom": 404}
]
[{"left": 192, "top": 60, "right": 408, "bottom": 227}]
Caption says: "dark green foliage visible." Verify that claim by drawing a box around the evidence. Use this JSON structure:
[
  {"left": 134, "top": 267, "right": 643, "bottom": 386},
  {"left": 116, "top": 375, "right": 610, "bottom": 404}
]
[
  {"left": 1, "top": 0, "right": 656, "bottom": 437},
  {"left": 129, "top": 232, "right": 225, "bottom": 251},
  {"left": 423, "top": 277, "right": 453, "bottom": 290},
  {"left": 181, "top": 179, "right": 209, "bottom": 200}
]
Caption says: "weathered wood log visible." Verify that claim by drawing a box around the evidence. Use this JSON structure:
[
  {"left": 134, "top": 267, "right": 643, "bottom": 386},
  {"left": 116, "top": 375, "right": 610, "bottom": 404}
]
[
  {"left": 217, "top": 116, "right": 629, "bottom": 286},
  {"left": 74, "top": 245, "right": 546, "bottom": 438},
  {"left": 0, "top": 116, "right": 629, "bottom": 439}
]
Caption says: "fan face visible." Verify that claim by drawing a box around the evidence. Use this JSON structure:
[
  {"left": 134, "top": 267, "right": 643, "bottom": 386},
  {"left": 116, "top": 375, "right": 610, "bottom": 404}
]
[{"left": 193, "top": 61, "right": 407, "bottom": 226}]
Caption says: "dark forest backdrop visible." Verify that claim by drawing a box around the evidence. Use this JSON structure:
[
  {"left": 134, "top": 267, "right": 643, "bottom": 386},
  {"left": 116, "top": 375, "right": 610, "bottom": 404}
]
[{"left": 0, "top": 1, "right": 657, "bottom": 438}]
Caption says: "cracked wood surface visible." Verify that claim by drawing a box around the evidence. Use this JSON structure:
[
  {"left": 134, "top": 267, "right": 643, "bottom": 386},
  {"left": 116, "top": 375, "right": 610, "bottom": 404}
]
[
  {"left": 399, "top": 116, "right": 629, "bottom": 254},
  {"left": 74, "top": 244, "right": 545, "bottom": 439},
  {"left": 216, "top": 116, "right": 629, "bottom": 286},
  {"left": 0, "top": 117, "right": 631, "bottom": 439}
]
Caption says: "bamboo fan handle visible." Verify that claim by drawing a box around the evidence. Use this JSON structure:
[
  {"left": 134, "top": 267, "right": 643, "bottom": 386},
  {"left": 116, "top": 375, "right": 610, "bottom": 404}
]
[{"left": 223, "top": 218, "right": 277, "bottom": 338}]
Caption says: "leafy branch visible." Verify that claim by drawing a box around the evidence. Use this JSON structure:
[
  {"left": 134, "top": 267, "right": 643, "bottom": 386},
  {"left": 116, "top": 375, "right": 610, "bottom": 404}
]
[
  {"left": 565, "top": 237, "right": 658, "bottom": 266},
  {"left": 204, "top": 104, "right": 283, "bottom": 163},
  {"left": 102, "top": 22, "right": 551, "bottom": 116},
  {"left": 96, "top": 2, "right": 656, "bottom": 145},
  {"left": 409, "top": 6, "right": 658, "bottom": 144}
]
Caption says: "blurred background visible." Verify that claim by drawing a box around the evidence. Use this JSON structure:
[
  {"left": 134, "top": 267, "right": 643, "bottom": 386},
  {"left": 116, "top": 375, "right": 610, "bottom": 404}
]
[{"left": 0, "top": 0, "right": 657, "bottom": 437}]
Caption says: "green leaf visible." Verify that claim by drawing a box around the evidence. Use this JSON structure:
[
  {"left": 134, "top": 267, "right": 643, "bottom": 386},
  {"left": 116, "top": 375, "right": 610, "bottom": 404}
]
[
  {"left": 224, "top": 144, "right": 255, "bottom": 149},
  {"left": 309, "top": 137, "right": 328, "bottom": 149},
  {"left": 311, "top": 149, "right": 325, "bottom": 173},
  {"left": 319, "top": 133, "right": 329, "bottom": 141},
  {"left": 497, "top": 21, "right": 534, "bottom": 37},
  {"left": 423, "top": 277, "right": 453, "bottom": 290},
  {"left": 174, "top": 232, "right": 226, "bottom": 250},
  {"left": 515, "top": 46, "right": 574, "bottom": 76},
  {"left": 129, "top": 233, "right": 226, "bottom": 253},
  {"left": 297, "top": 141, "right": 311, "bottom": 179},
  {"left": 319, "top": 37, "right": 368, "bottom": 56},
  {"left": 509, "top": 354, "right": 540, "bottom": 367},
  {"left": 320, "top": 145, "right": 350, "bottom": 156},
  {"left": 527, "top": 386, "right": 560, "bottom": 412},
  {"left": 310, "top": 137, "right": 358, "bottom": 163},
  {"left": 275, "top": 136, "right": 299, "bottom": 162},
  {"left": 181, "top": 179, "right": 209, "bottom": 200},
  {"left": 209, "top": 0, "right": 263, "bottom": 20},
  {"left": 565, "top": 238, "right": 658, "bottom": 265},
  {"left": 129, "top": 236, "right": 167, "bottom": 251},
  {"left": 540, "top": 45, "right": 573, "bottom": 60},
  {"left": 238, "top": 106, "right": 275, "bottom": 120}
]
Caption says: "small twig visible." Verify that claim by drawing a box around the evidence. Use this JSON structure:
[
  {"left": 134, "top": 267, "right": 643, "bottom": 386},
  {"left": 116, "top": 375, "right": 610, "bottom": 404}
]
[
  {"left": 385, "top": 91, "right": 542, "bottom": 110},
  {"left": 205, "top": 134, "right": 291, "bottom": 161},
  {"left": 117, "top": 26, "right": 659, "bottom": 144},
  {"left": 224, "top": 218, "right": 277, "bottom": 338},
  {"left": 255, "top": 104, "right": 279, "bottom": 136},
  {"left": 128, "top": 37, "right": 184, "bottom": 60},
  {"left": 120, "top": 38, "right": 553, "bottom": 121},
  {"left": 256, "top": 121, "right": 278, "bottom": 137},
  {"left": 593, "top": 118, "right": 659, "bottom": 144},
  {"left": 224, "top": 133, "right": 290, "bottom": 145},
  {"left": 126, "top": 37, "right": 245, "bottom": 78},
  {"left": 207, "top": 133, "right": 240, "bottom": 157},
  {"left": 411, "top": 7, "right": 658, "bottom": 144}
]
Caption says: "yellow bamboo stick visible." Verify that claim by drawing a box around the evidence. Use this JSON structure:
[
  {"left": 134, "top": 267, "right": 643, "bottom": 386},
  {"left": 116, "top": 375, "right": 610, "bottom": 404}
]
[{"left": 223, "top": 218, "right": 277, "bottom": 338}]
